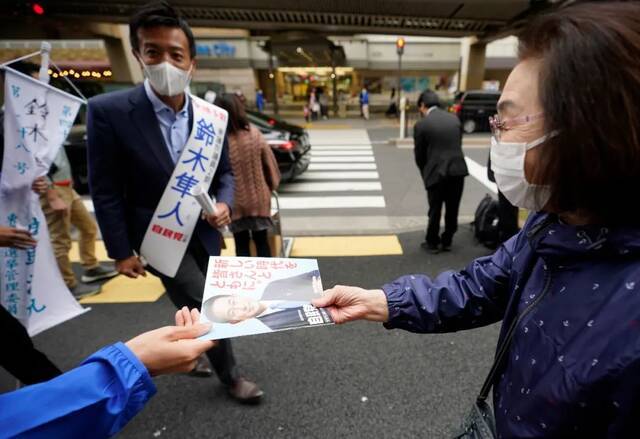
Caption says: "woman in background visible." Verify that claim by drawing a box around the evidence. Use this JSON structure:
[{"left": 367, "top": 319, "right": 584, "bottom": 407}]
[{"left": 216, "top": 93, "right": 281, "bottom": 257}]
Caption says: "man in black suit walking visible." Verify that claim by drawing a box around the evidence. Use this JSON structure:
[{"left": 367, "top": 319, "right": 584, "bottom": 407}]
[{"left": 414, "top": 90, "right": 469, "bottom": 253}]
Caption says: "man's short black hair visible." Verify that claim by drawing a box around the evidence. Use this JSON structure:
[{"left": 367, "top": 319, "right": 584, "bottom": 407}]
[
  {"left": 129, "top": 1, "right": 196, "bottom": 59},
  {"left": 417, "top": 89, "right": 440, "bottom": 108}
]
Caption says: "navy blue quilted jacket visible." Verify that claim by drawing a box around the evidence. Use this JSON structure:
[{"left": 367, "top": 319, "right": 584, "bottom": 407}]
[{"left": 382, "top": 213, "right": 640, "bottom": 438}]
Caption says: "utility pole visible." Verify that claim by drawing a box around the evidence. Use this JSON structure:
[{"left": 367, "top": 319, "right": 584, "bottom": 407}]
[
  {"left": 331, "top": 50, "right": 338, "bottom": 117},
  {"left": 268, "top": 49, "right": 279, "bottom": 115},
  {"left": 396, "top": 37, "right": 405, "bottom": 115}
]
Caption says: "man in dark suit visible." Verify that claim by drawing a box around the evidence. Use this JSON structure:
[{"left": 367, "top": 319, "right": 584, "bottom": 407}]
[
  {"left": 86, "top": 1, "right": 262, "bottom": 403},
  {"left": 414, "top": 90, "right": 469, "bottom": 253}
]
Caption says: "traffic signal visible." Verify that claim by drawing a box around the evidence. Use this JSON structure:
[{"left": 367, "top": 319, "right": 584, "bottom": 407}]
[
  {"left": 396, "top": 37, "right": 405, "bottom": 55},
  {"left": 32, "top": 3, "right": 45, "bottom": 15}
]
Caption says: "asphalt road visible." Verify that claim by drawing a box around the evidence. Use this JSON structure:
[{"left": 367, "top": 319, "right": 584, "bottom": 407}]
[{"left": 1, "top": 228, "right": 502, "bottom": 439}]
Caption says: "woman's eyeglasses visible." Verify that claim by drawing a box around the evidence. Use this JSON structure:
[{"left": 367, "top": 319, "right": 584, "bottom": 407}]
[{"left": 489, "top": 112, "right": 544, "bottom": 141}]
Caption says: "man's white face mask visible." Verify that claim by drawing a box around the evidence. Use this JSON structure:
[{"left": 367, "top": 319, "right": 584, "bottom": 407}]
[
  {"left": 490, "top": 133, "right": 556, "bottom": 211},
  {"left": 141, "top": 60, "right": 192, "bottom": 97}
]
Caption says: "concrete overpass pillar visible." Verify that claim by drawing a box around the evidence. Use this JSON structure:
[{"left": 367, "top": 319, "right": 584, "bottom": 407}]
[
  {"left": 89, "top": 23, "right": 143, "bottom": 84},
  {"left": 460, "top": 37, "right": 486, "bottom": 91}
]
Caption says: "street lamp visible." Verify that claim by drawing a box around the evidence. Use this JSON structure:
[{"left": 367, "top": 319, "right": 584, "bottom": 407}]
[{"left": 396, "top": 37, "right": 405, "bottom": 115}]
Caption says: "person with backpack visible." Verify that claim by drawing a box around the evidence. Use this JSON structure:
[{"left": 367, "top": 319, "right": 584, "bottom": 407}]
[
  {"left": 414, "top": 89, "right": 468, "bottom": 253},
  {"left": 488, "top": 156, "right": 520, "bottom": 244}
]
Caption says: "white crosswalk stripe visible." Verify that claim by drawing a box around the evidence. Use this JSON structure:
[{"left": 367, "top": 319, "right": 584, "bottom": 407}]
[
  {"left": 280, "top": 181, "right": 382, "bottom": 192},
  {"left": 308, "top": 163, "right": 377, "bottom": 171},
  {"left": 310, "top": 156, "right": 375, "bottom": 163},
  {"left": 278, "top": 196, "right": 386, "bottom": 209},
  {"left": 297, "top": 171, "right": 379, "bottom": 180},
  {"left": 312, "top": 145, "right": 372, "bottom": 151},
  {"left": 312, "top": 150, "right": 373, "bottom": 156},
  {"left": 308, "top": 129, "right": 371, "bottom": 146},
  {"left": 278, "top": 129, "right": 386, "bottom": 211}
]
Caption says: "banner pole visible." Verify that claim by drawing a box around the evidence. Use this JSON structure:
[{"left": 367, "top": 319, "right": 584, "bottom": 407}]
[{"left": 38, "top": 41, "right": 51, "bottom": 84}]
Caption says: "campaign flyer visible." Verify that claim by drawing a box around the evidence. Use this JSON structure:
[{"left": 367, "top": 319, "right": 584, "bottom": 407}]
[{"left": 199, "top": 257, "right": 334, "bottom": 340}]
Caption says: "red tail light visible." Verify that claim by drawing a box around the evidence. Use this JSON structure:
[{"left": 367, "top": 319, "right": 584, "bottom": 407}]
[
  {"left": 279, "top": 141, "right": 295, "bottom": 151},
  {"left": 268, "top": 119, "right": 276, "bottom": 126},
  {"left": 450, "top": 103, "right": 462, "bottom": 114}
]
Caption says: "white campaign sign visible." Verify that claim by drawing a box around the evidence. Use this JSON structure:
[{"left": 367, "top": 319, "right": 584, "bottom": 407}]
[
  {"left": 140, "top": 96, "right": 227, "bottom": 277},
  {"left": 1, "top": 67, "right": 88, "bottom": 336}
]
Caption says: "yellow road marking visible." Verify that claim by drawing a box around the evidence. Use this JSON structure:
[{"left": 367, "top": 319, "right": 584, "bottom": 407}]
[
  {"left": 79, "top": 273, "right": 165, "bottom": 304},
  {"left": 290, "top": 235, "right": 402, "bottom": 257},
  {"left": 221, "top": 238, "right": 236, "bottom": 256}
]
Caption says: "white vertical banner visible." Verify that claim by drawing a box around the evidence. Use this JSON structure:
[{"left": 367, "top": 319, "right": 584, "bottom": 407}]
[{"left": 1, "top": 67, "right": 89, "bottom": 336}]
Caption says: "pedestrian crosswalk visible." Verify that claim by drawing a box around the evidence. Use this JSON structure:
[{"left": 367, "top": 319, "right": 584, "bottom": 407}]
[
  {"left": 277, "top": 129, "right": 386, "bottom": 211},
  {"left": 81, "top": 129, "right": 388, "bottom": 217}
]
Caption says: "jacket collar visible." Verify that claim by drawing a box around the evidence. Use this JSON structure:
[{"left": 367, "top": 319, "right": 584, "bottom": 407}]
[
  {"left": 528, "top": 213, "right": 640, "bottom": 261},
  {"left": 128, "top": 84, "right": 175, "bottom": 177}
]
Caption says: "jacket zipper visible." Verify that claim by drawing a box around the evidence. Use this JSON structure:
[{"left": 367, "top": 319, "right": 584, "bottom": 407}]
[{"left": 497, "top": 267, "right": 552, "bottom": 360}]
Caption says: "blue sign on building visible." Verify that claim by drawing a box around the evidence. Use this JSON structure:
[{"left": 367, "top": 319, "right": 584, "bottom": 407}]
[{"left": 196, "top": 42, "right": 237, "bottom": 58}]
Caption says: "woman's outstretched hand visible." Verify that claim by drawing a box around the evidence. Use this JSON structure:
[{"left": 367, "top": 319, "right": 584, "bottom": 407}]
[{"left": 312, "top": 285, "right": 389, "bottom": 324}]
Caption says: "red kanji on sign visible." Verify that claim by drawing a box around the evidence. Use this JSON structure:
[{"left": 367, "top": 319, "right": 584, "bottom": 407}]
[
  {"left": 211, "top": 270, "right": 228, "bottom": 279},
  {"left": 214, "top": 259, "right": 228, "bottom": 269}
]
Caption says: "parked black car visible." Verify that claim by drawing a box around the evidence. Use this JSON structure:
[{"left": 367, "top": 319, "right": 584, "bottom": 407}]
[
  {"left": 449, "top": 90, "right": 500, "bottom": 134},
  {"left": 66, "top": 113, "right": 310, "bottom": 195},
  {"left": 246, "top": 111, "right": 311, "bottom": 182}
]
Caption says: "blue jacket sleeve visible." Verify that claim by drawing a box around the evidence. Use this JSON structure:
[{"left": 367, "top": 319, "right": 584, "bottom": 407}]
[
  {"left": 382, "top": 235, "right": 519, "bottom": 333},
  {"left": 86, "top": 100, "right": 133, "bottom": 260},
  {"left": 210, "top": 135, "right": 234, "bottom": 209},
  {"left": 0, "top": 342, "right": 156, "bottom": 439}
]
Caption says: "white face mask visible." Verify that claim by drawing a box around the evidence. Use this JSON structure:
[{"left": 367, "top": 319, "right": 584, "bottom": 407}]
[
  {"left": 490, "top": 133, "right": 553, "bottom": 211},
  {"left": 142, "top": 61, "right": 192, "bottom": 97}
]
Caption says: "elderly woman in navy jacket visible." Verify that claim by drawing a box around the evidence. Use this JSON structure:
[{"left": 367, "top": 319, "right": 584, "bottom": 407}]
[{"left": 314, "top": 3, "right": 640, "bottom": 437}]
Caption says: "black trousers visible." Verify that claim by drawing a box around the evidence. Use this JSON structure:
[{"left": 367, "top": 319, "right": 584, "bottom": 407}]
[
  {"left": 233, "top": 230, "right": 271, "bottom": 257},
  {"left": 149, "top": 239, "right": 237, "bottom": 386},
  {"left": 497, "top": 190, "right": 520, "bottom": 244},
  {"left": 426, "top": 176, "right": 465, "bottom": 247},
  {"left": 0, "top": 305, "right": 61, "bottom": 385}
]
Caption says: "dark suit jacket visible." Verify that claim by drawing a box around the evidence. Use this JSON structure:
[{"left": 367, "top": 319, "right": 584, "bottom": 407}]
[
  {"left": 258, "top": 307, "right": 307, "bottom": 331},
  {"left": 413, "top": 107, "right": 469, "bottom": 189},
  {"left": 260, "top": 270, "right": 321, "bottom": 302},
  {"left": 86, "top": 84, "right": 234, "bottom": 261}
]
